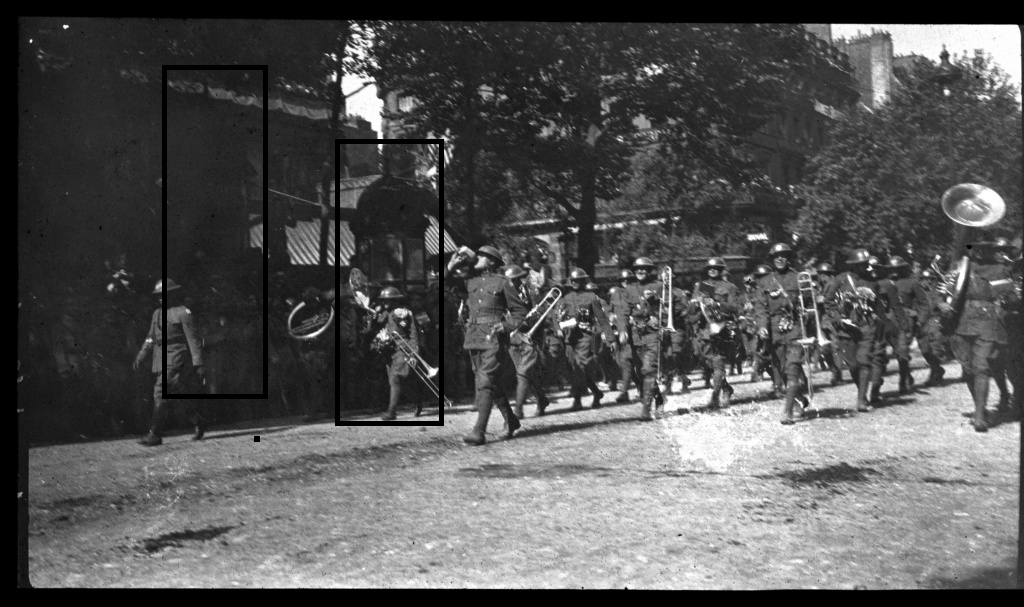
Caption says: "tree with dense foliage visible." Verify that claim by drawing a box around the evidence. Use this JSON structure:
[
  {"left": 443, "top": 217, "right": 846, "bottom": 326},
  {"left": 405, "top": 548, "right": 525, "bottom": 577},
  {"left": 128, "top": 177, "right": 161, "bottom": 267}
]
[
  {"left": 363, "top": 22, "right": 817, "bottom": 274},
  {"left": 789, "top": 50, "right": 1022, "bottom": 265}
]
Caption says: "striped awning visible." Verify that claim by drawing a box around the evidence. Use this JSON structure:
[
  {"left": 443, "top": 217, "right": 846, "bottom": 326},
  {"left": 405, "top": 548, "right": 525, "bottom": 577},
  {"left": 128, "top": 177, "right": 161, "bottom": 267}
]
[
  {"left": 426, "top": 215, "right": 457, "bottom": 256},
  {"left": 249, "top": 218, "right": 356, "bottom": 266}
]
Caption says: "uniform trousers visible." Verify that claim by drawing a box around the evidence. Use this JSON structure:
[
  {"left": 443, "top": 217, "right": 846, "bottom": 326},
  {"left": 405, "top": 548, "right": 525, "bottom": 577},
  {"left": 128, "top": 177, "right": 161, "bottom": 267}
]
[
  {"left": 468, "top": 345, "right": 517, "bottom": 436},
  {"left": 698, "top": 331, "right": 739, "bottom": 405},
  {"left": 565, "top": 329, "right": 603, "bottom": 401},
  {"left": 149, "top": 365, "right": 201, "bottom": 437},
  {"left": 509, "top": 337, "right": 546, "bottom": 413},
  {"left": 836, "top": 320, "right": 879, "bottom": 406}
]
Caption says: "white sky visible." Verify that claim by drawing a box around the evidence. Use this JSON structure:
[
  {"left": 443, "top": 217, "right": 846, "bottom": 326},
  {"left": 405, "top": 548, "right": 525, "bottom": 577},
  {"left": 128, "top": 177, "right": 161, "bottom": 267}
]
[
  {"left": 831, "top": 24, "right": 1022, "bottom": 94},
  {"left": 341, "top": 24, "right": 1023, "bottom": 137}
]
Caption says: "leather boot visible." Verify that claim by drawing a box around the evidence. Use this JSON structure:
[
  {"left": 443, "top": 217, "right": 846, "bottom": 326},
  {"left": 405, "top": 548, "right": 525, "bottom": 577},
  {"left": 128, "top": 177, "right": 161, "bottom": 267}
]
[
  {"left": 663, "top": 377, "right": 673, "bottom": 396},
  {"left": 972, "top": 375, "right": 989, "bottom": 432},
  {"left": 570, "top": 398, "right": 583, "bottom": 411},
  {"left": 615, "top": 391, "right": 631, "bottom": 404},
  {"left": 869, "top": 363, "right": 884, "bottom": 404},
  {"left": 897, "top": 359, "right": 911, "bottom": 394},
  {"left": 856, "top": 369, "right": 872, "bottom": 412},
  {"left": 780, "top": 382, "right": 800, "bottom": 424},
  {"left": 831, "top": 367, "right": 842, "bottom": 386},
  {"left": 464, "top": 396, "right": 493, "bottom": 445},
  {"left": 192, "top": 414, "right": 206, "bottom": 441},
  {"left": 497, "top": 402, "right": 521, "bottom": 438},
  {"left": 639, "top": 377, "right": 656, "bottom": 421},
  {"left": 138, "top": 432, "right": 163, "bottom": 446},
  {"left": 513, "top": 405, "right": 525, "bottom": 419},
  {"left": 536, "top": 395, "right": 549, "bottom": 417},
  {"left": 589, "top": 382, "right": 603, "bottom": 408},
  {"left": 720, "top": 382, "right": 734, "bottom": 408}
]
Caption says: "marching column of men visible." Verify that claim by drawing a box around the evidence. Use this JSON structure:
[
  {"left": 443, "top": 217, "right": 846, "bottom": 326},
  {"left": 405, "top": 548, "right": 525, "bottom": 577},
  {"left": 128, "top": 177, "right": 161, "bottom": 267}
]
[{"left": 437, "top": 235, "right": 1019, "bottom": 445}]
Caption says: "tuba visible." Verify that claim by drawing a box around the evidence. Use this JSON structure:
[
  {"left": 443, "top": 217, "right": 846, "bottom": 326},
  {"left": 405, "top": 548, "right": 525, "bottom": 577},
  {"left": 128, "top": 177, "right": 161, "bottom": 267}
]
[
  {"left": 936, "top": 183, "right": 1004, "bottom": 331},
  {"left": 287, "top": 300, "right": 335, "bottom": 341}
]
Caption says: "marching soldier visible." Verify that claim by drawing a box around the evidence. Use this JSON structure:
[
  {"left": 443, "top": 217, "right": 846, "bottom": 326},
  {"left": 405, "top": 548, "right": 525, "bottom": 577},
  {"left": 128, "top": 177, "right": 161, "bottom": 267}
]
[
  {"left": 996, "top": 237, "right": 1022, "bottom": 412},
  {"left": 133, "top": 279, "right": 206, "bottom": 446},
  {"left": 753, "top": 244, "right": 810, "bottom": 424},
  {"left": 945, "top": 238, "right": 1018, "bottom": 431},
  {"left": 623, "top": 260, "right": 670, "bottom": 420},
  {"left": 610, "top": 268, "right": 643, "bottom": 404},
  {"left": 377, "top": 287, "right": 423, "bottom": 421},
  {"left": 445, "top": 245, "right": 528, "bottom": 445},
  {"left": 659, "top": 268, "right": 691, "bottom": 396},
  {"left": 740, "top": 274, "right": 762, "bottom": 381},
  {"left": 814, "top": 262, "right": 843, "bottom": 386},
  {"left": 689, "top": 257, "right": 742, "bottom": 410},
  {"left": 885, "top": 256, "right": 927, "bottom": 394},
  {"left": 586, "top": 281, "right": 619, "bottom": 393},
  {"left": 504, "top": 264, "right": 553, "bottom": 418},
  {"left": 916, "top": 268, "right": 948, "bottom": 385},
  {"left": 824, "top": 248, "right": 885, "bottom": 414},
  {"left": 557, "top": 269, "right": 613, "bottom": 410}
]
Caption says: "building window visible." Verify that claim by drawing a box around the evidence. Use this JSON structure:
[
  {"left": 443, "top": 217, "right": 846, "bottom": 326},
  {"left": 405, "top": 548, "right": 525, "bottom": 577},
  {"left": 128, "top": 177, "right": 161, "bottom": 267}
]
[{"left": 398, "top": 95, "right": 416, "bottom": 112}]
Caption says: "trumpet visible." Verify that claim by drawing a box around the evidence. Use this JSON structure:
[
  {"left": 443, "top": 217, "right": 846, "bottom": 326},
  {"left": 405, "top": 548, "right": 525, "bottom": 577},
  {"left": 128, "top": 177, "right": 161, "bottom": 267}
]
[
  {"left": 660, "top": 267, "right": 676, "bottom": 333},
  {"left": 390, "top": 330, "right": 451, "bottom": 408},
  {"left": 518, "top": 288, "right": 562, "bottom": 340}
]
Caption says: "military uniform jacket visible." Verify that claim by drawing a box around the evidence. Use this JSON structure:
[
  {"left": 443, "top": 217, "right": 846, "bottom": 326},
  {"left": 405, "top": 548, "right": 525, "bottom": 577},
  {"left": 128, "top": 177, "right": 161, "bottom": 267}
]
[
  {"left": 753, "top": 270, "right": 801, "bottom": 340},
  {"left": 512, "top": 279, "right": 556, "bottom": 344},
  {"left": 141, "top": 305, "right": 205, "bottom": 373},
  {"left": 955, "top": 262, "right": 1010, "bottom": 343},
  {"left": 557, "top": 290, "right": 612, "bottom": 340},
  {"left": 824, "top": 272, "right": 884, "bottom": 332},
  {"left": 610, "top": 283, "right": 644, "bottom": 336},
  {"left": 688, "top": 279, "right": 741, "bottom": 339},
  {"left": 444, "top": 266, "right": 527, "bottom": 350},
  {"left": 890, "top": 276, "right": 926, "bottom": 331},
  {"left": 386, "top": 307, "right": 419, "bottom": 356}
]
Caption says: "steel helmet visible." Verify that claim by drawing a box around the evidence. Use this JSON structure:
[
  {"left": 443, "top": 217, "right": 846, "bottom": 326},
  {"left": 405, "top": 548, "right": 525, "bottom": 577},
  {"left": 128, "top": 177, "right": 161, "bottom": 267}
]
[
  {"left": 152, "top": 278, "right": 181, "bottom": 294},
  {"left": 504, "top": 264, "right": 527, "bottom": 280},
  {"left": 886, "top": 256, "right": 909, "bottom": 270},
  {"left": 569, "top": 268, "right": 590, "bottom": 281},
  {"left": 920, "top": 268, "right": 936, "bottom": 280},
  {"left": 476, "top": 245, "right": 504, "bottom": 265},
  {"left": 633, "top": 257, "right": 656, "bottom": 269},
  {"left": 583, "top": 282, "right": 599, "bottom": 292},
  {"left": 754, "top": 264, "right": 772, "bottom": 278},
  {"left": 868, "top": 256, "right": 880, "bottom": 267},
  {"left": 768, "top": 243, "right": 793, "bottom": 257},
  {"left": 846, "top": 248, "right": 871, "bottom": 265},
  {"left": 618, "top": 269, "right": 637, "bottom": 282},
  {"left": 705, "top": 257, "right": 727, "bottom": 269},
  {"left": 379, "top": 287, "right": 405, "bottom": 300},
  {"left": 816, "top": 262, "right": 836, "bottom": 275}
]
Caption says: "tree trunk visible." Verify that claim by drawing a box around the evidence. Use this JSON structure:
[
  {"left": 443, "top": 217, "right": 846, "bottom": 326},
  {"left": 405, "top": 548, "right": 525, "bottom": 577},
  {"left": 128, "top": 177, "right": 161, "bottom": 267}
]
[
  {"left": 319, "top": 23, "right": 350, "bottom": 267},
  {"left": 577, "top": 164, "right": 599, "bottom": 276}
]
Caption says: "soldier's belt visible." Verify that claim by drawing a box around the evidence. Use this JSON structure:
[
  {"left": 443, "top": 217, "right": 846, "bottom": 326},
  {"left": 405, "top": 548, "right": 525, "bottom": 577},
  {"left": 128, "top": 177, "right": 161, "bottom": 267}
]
[{"left": 467, "top": 315, "right": 503, "bottom": 325}]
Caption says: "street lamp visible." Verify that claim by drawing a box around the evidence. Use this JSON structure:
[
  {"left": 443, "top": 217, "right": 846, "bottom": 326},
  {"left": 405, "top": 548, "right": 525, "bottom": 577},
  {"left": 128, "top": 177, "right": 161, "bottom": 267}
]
[{"left": 929, "top": 46, "right": 966, "bottom": 261}]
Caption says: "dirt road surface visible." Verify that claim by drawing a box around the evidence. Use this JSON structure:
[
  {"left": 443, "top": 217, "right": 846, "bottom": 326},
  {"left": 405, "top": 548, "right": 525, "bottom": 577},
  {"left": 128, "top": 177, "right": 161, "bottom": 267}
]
[{"left": 25, "top": 361, "right": 1020, "bottom": 588}]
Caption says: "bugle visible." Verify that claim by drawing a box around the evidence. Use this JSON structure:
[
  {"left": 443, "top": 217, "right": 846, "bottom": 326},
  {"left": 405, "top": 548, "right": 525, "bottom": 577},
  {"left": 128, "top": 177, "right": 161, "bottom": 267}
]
[{"left": 390, "top": 330, "right": 451, "bottom": 408}]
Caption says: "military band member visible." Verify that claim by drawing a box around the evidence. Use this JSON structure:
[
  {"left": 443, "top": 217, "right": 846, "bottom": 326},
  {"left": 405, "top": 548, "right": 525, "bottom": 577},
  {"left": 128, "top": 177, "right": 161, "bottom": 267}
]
[
  {"left": 754, "top": 244, "right": 810, "bottom": 424},
  {"left": 625, "top": 262, "right": 670, "bottom": 420},
  {"left": 996, "top": 237, "right": 1022, "bottom": 412},
  {"left": 884, "top": 256, "right": 927, "bottom": 394},
  {"left": 945, "top": 239, "right": 1018, "bottom": 432},
  {"left": 133, "top": 279, "right": 206, "bottom": 446},
  {"left": 740, "top": 274, "right": 763, "bottom": 382},
  {"left": 824, "top": 248, "right": 885, "bottom": 414},
  {"left": 446, "top": 246, "right": 528, "bottom": 445},
  {"left": 659, "top": 268, "right": 691, "bottom": 396},
  {"left": 505, "top": 264, "right": 552, "bottom": 418},
  {"left": 689, "top": 257, "right": 742, "bottom": 410},
  {"left": 610, "top": 268, "right": 643, "bottom": 404},
  {"left": 557, "top": 269, "right": 613, "bottom": 410},
  {"left": 814, "top": 262, "right": 843, "bottom": 386},
  {"left": 916, "top": 268, "right": 948, "bottom": 385},
  {"left": 373, "top": 288, "right": 423, "bottom": 421},
  {"left": 585, "top": 281, "right": 619, "bottom": 393}
]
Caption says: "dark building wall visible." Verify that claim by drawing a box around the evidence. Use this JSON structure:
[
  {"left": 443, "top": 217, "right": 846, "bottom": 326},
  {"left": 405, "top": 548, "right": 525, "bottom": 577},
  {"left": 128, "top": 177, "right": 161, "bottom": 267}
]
[{"left": 834, "top": 30, "right": 895, "bottom": 109}]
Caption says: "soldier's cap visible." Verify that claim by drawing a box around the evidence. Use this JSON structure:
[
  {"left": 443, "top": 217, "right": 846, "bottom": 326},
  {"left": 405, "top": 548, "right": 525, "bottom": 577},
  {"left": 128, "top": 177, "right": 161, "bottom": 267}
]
[
  {"left": 632, "top": 257, "right": 655, "bottom": 269},
  {"left": 583, "top": 282, "right": 599, "bottom": 292},
  {"left": 754, "top": 264, "right": 773, "bottom": 277},
  {"left": 845, "top": 248, "right": 871, "bottom": 265},
  {"left": 152, "top": 278, "right": 181, "bottom": 294},
  {"left": 816, "top": 262, "right": 836, "bottom": 275},
  {"left": 476, "top": 245, "right": 504, "bottom": 265},
  {"left": 504, "top": 264, "right": 528, "bottom": 280},
  {"left": 379, "top": 287, "right": 405, "bottom": 300}
]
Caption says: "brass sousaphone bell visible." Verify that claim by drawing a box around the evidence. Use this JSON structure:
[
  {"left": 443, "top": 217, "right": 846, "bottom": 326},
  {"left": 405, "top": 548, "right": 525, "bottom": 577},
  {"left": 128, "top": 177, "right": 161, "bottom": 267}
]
[{"left": 941, "top": 183, "right": 1005, "bottom": 227}]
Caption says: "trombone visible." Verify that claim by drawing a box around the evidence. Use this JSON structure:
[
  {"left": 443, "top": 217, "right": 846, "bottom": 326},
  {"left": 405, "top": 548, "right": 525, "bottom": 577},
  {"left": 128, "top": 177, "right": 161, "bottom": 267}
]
[
  {"left": 518, "top": 288, "right": 562, "bottom": 340},
  {"left": 390, "top": 330, "right": 451, "bottom": 409},
  {"left": 796, "top": 271, "right": 829, "bottom": 405},
  {"left": 660, "top": 267, "right": 677, "bottom": 333}
]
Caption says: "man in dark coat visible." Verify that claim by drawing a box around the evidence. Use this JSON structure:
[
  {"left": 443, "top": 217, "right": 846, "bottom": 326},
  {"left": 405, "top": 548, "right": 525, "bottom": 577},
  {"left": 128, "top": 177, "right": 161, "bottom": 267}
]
[{"left": 133, "top": 279, "right": 206, "bottom": 446}]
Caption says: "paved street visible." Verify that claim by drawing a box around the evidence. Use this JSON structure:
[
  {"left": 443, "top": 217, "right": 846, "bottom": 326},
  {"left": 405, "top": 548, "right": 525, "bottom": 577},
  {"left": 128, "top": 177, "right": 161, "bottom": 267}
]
[{"left": 26, "top": 360, "right": 1019, "bottom": 588}]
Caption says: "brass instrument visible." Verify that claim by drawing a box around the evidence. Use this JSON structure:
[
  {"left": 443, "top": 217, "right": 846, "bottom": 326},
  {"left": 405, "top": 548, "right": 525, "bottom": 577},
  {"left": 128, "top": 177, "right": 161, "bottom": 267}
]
[
  {"left": 660, "top": 267, "right": 677, "bottom": 333},
  {"left": 941, "top": 183, "right": 1006, "bottom": 227},
  {"left": 698, "top": 298, "right": 727, "bottom": 336},
  {"left": 287, "top": 300, "right": 335, "bottom": 341},
  {"left": 795, "top": 271, "right": 828, "bottom": 406},
  {"left": 518, "top": 288, "right": 562, "bottom": 340},
  {"left": 390, "top": 329, "right": 451, "bottom": 409},
  {"left": 796, "top": 272, "right": 830, "bottom": 347}
]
